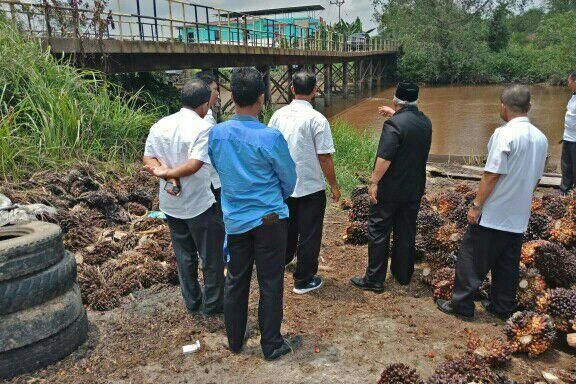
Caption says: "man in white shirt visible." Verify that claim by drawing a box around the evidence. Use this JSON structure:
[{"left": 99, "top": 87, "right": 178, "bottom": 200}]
[
  {"left": 560, "top": 71, "right": 576, "bottom": 193},
  {"left": 436, "top": 85, "right": 548, "bottom": 320},
  {"left": 143, "top": 79, "right": 225, "bottom": 315},
  {"left": 268, "top": 70, "right": 340, "bottom": 294}
]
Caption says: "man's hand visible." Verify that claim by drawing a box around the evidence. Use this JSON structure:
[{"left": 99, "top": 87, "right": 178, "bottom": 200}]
[
  {"left": 368, "top": 183, "right": 378, "bottom": 204},
  {"left": 378, "top": 106, "right": 396, "bottom": 118},
  {"left": 330, "top": 185, "right": 341, "bottom": 203},
  {"left": 165, "top": 178, "right": 181, "bottom": 196},
  {"left": 467, "top": 205, "right": 481, "bottom": 225}
]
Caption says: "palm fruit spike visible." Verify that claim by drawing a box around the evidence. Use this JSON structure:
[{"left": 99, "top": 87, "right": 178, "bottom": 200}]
[
  {"left": 534, "top": 242, "right": 576, "bottom": 288},
  {"left": 549, "top": 215, "right": 576, "bottom": 248},
  {"left": 434, "top": 191, "right": 461, "bottom": 217},
  {"left": 524, "top": 212, "right": 551, "bottom": 241},
  {"left": 504, "top": 311, "right": 556, "bottom": 357},
  {"left": 350, "top": 185, "right": 368, "bottom": 200},
  {"left": 378, "top": 363, "right": 424, "bottom": 384},
  {"left": 520, "top": 240, "right": 549, "bottom": 267},
  {"left": 432, "top": 267, "right": 455, "bottom": 300},
  {"left": 541, "top": 194, "right": 568, "bottom": 220},
  {"left": 343, "top": 221, "right": 369, "bottom": 245},
  {"left": 536, "top": 288, "right": 576, "bottom": 333},
  {"left": 454, "top": 183, "right": 473, "bottom": 195},
  {"left": 349, "top": 193, "right": 371, "bottom": 221},
  {"left": 426, "top": 354, "right": 497, "bottom": 384},
  {"left": 435, "top": 223, "right": 462, "bottom": 253},
  {"left": 466, "top": 330, "right": 512, "bottom": 366},
  {"left": 516, "top": 265, "right": 548, "bottom": 310}
]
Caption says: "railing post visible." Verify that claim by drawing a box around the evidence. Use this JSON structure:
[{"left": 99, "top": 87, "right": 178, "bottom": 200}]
[
  {"left": 194, "top": 5, "right": 200, "bottom": 44},
  {"left": 242, "top": 15, "right": 248, "bottom": 46},
  {"left": 205, "top": 7, "right": 211, "bottom": 44},
  {"left": 168, "top": 0, "right": 173, "bottom": 41},
  {"left": 116, "top": 0, "right": 124, "bottom": 40},
  {"left": 43, "top": 1, "right": 52, "bottom": 37}
]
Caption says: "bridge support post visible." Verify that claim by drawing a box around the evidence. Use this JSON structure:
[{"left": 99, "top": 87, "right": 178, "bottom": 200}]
[
  {"left": 356, "top": 60, "right": 363, "bottom": 95},
  {"left": 258, "top": 65, "right": 272, "bottom": 111},
  {"left": 287, "top": 65, "right": 294, "bottom": 102},
  {"left": 324, "top": 64, "right": 332, "bottom": 107},
  {"left": 367, "top": 59, "right": 374, "bottom": 90},
  {"left": 342, "top": 62, "right": 349, "bottom": 98}
]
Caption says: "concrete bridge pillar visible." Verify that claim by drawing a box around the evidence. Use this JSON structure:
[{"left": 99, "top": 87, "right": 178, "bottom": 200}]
[
  {"left": 342, "top": 62, "right": 349, "bottom": 98},
  {"left": 324, "top": 64, "right": 332, "bottom": 107},
  {"left": 356, "top": 60, "right": 363, "bottom": 94},
  {"left": 367, "top": 59, "right": 374, "bottom": 89}
]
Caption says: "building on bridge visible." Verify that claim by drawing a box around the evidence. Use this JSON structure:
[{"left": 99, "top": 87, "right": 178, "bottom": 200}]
[{"left": 178, "top": 5, "right": 326, "bottom": 47}]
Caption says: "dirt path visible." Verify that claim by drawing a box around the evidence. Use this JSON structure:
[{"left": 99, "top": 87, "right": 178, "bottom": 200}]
[{"left": 6, "top": 184, "right": 575, "bottom": 384}]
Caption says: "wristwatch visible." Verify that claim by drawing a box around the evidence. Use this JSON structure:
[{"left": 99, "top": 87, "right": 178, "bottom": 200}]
[{"left": 471, "top": 201, "right": 482, "bottom": 211}]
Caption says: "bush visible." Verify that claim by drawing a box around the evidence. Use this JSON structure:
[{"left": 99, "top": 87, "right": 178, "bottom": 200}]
[{"left": 0, "top": 18, "right": 159, "bottom": 179}]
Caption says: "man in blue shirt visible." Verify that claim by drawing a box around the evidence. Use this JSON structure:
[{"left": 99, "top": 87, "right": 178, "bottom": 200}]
[{"left": 209, "top": 67, "right": 300, "bottom": 361}]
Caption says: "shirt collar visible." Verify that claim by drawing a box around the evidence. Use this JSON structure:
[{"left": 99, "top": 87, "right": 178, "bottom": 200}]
[
  {"left": 231, "top": 114, "right": 260, "bottom": 122},
  {"left": 290, "top": 99, "right": 313, "bottom": 109},
  {"left": 505, "top": 116, "right": 530, "bottom": 127}
]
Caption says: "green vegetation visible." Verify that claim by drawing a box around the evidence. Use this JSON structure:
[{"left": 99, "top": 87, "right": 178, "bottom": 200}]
[
  {"left": 0, "top": 18, "right": 159, "bottom": 179},
  {"left": 374, "top": 0, "right": 576, "bottom": 84},
  {"left": 331, "top": 120, "right": 377, "bottom": 193}
]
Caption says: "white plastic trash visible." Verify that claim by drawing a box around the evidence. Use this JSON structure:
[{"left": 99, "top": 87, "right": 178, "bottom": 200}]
[{"left": 182, "top": 340, "right": 201, "bottom": 354}]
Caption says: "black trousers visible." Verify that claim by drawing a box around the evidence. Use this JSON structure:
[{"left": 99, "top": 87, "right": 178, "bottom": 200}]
[
  {"left": 365, "top": 200, "right": 420, "bottom": 285},
  {"left": 166, "top": 205, "right": 225, "bottom": 315},
  {"left": 224, "top": 219, "right": 288, "bottom": 358},
  {"left": 451, "top": 224, "right": 523, "bottom": 316},
  {"left": 285, "top": 190, "right": 327, "bottom": 287},
  {"left": 560, "top": 141, "right": 576, "bottom": 193}
]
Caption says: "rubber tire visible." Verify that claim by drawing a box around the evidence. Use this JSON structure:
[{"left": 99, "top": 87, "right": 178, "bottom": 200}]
[
  {"left": 0, "top": 284, "right": 84, "bottom": 352},
  {"left": 0, "top": 251, "right": 76, "bottom": 315},
  {"left": 0, "top": 221, "right": 64, "bottom": 282},
  {"left": 0, "top": 309, "right": 88, "bottom": 380}
]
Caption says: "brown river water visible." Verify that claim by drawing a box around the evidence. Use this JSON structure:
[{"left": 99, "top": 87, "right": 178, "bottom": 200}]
[{"left": 324, "top": 85, "right": 572, "bottom": 168}]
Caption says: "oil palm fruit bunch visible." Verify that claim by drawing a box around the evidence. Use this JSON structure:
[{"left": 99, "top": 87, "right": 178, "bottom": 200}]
[
  {"left": 542, "top": 194, "right": 568, "bottom": 220},
  {"left": 531, "top": 196, "right": 544, "bottom": 214},
  {"left": 432, "top": 267, "right": 455, "bottom": 300},
  {"left": 426, "top": 354, "right": 497, "bottom": 384},
  {"left": 534, "top": 242, "right": 576, "bottom": 288},
  {"left": 416, "top": 207, "right": 445, "bottom": 258},
  {"left": 343, "top": 221, "right": 369, "bottom": 245},
  {"left": 434, "top": 223, "right": 462, "bottom": 253},
  {"left": 549, "top": 215, "right": 576, "bottom": 248},
  {"left": 434, "top": 191, "right": 462, "bottom": 217},
  {"left": 516, "top": 265, "right": 548, "bottom": 310},
  {"left": 349, "top": 193, "right": 371, "bottom": 221},
  {"left": 424, "top": 251, "right": 456, "bottom": 272},
  {"left": 536, "top": 288, "right": 576, "bottom": 333},
  {"left": 378, "top": 363, "right": 424, "bottom": 384},
  {"left": 454, "top": 183, "right": 473, "bottom": 195},
  {"left": 350, "top": 185, "right": 369, "bottom": 200},
  {"left": 524, "top": 212, "right": 551, "bottom": 241},
  {"left": 466, "top": 331, "right": 512, "bottom": 366},
  {"left": 504, "top": 311, "right": 556, "bottom": 357},
  {"left": 520, "top": 240, "right": 548, "bottom": 267}
]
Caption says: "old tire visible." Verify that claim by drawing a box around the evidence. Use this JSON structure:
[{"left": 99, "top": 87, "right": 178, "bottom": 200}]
[
  {"left": 0, "top": 285, "right": 84, "bottom": 352},
  {"left": 0, "top": 309, "right": 88, "bottom": 380},
  {"left": 0, "top": 251, "right": 76, "bottom": 315},
  {"left": 0, "top": 221, "right": 64, "bottom": 282}
]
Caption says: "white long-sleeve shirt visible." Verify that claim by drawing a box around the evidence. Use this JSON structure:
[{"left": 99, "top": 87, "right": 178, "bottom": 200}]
[{"left": 564, "top": 94, "right": 576, "bottom": 142}]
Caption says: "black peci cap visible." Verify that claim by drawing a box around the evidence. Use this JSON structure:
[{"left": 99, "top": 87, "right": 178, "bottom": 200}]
[{"left": 395, "top": 81, "right": 419, "bottom": 102}]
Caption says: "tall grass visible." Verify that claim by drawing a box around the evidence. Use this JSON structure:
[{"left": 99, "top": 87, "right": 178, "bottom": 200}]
[
  {"left": 0, "top": 17, "right": 159, "bottom": 180},
  {"left": 331, "top": 120, "right": 378, "bottom": 194}
]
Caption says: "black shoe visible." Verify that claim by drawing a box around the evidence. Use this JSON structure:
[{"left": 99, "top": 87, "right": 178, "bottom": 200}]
[
  {"left": 293, "top": 276, "right": 323, "bottom": 294},
  {"left": 436, "top": 299, "right": 474, "bottom": 319},
  {"left": 481, "top": 300, "right": 512, "bottom": 321},
  {"left": 350, "top": 276, "right": 384, "bottom": 293},
  {"left": 265, "top": 335, "right": 303, "bottom": 361}
]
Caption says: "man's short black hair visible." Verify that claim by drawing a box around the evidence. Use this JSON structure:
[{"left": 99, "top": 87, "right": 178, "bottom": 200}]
[
  {"left": 195, "top": 70, "right": 217, "bottom": 86},
  {"left": 292, "top": 70, "right": 316, "bottom": 96},
  {"left": 501, "top": 84, "right": 531, "bottom": 113},
  {"left": 231, "top": 67, "right": 265, "bottom": 108},
  {"left": 181, "top": 79, "right": 211, "bottom": 109},
  {"left": 570, "top": 71, "right": 576, "bottom": 81}
]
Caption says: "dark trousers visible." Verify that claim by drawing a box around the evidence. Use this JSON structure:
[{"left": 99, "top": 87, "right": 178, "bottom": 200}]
[
  {"left": 212, "top": 186, "right": 223, "bottom": 220},
  {"left": 451, "top": 225, "right": 523, "bottom": 316},
  {"left": 224, "top": 219, "right": 288, "bottom": 358},
  {"left": 285, "top": 190, "right": 327, "bottom": 287},
  {"left": 366, "top": 200, "right": 420, "bottom": 285},
  {"left": 560, "top": 141, "right": 576, "bottom": 193},
  {"left": 166, "top": 205, "right": 225, "bottom": 315}
]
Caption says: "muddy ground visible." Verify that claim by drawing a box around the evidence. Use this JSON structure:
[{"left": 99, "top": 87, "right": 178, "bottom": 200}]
[{"left": 5, "top": 177, "right": 575, "bottom": 384}]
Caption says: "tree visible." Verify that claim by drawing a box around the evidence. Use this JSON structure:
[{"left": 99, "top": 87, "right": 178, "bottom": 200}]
[
  {"left": 547, "top": 0, "right": 576, "bottom": 13},
  {"left": 488, "top": 3, "right": 510, "bottom": 51}
]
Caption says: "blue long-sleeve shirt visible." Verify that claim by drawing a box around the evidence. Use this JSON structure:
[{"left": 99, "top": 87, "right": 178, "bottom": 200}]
[{"left": 208, "top": 115, "right": 297, "bottom": 235}]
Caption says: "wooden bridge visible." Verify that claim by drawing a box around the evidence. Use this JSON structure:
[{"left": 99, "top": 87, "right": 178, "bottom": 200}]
[{"left": 1, "top": 0, "right": 399, "bottom": 111}]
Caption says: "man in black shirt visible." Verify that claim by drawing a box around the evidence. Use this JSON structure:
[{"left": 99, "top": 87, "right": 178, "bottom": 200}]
[{"left": 351, "top": 82, "right": 432, "bottom": 292}]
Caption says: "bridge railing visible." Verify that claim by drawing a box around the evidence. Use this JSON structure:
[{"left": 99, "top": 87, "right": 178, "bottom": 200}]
[{"left": 0, "top": 0, "right": 399, "bottom": 53}]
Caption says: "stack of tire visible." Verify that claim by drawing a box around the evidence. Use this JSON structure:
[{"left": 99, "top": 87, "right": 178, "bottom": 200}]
[{"left": 0, "top": 221, "right": 88, "bottom": 379}]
